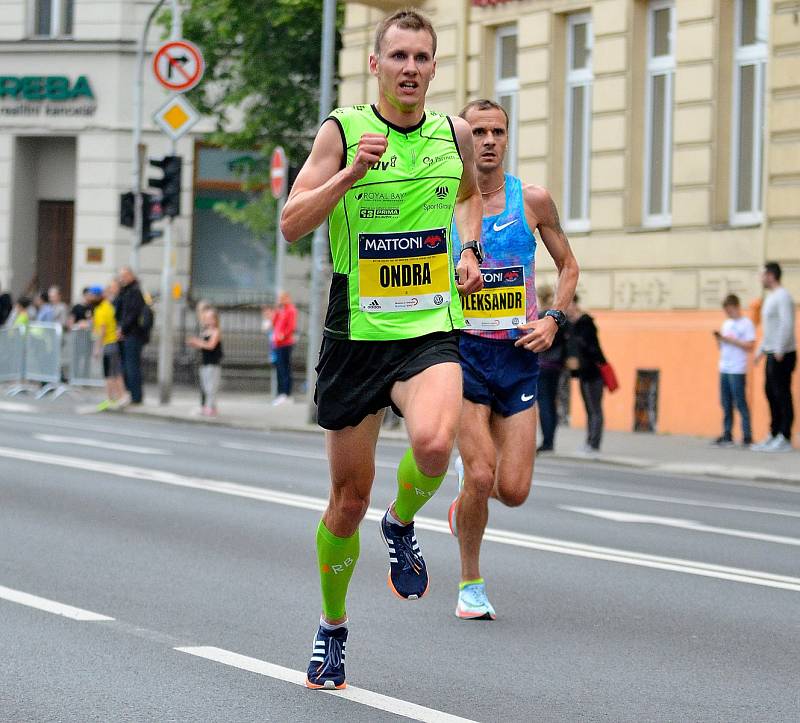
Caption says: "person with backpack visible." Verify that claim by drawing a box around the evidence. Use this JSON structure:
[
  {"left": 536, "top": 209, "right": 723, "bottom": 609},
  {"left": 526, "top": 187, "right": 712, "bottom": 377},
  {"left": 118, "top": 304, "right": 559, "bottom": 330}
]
[{"left": 115, "top": 266, "right": 148, "bottom": 405}]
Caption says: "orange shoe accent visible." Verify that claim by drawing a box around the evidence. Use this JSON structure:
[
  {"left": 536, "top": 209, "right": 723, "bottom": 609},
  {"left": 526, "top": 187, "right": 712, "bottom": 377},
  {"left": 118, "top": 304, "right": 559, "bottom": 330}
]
[
  {"left": 306, "top": 678, "right": 347, "bottom": 690},
  {"left": 386, "top": 572, "right": 429, "bottom": 600}
]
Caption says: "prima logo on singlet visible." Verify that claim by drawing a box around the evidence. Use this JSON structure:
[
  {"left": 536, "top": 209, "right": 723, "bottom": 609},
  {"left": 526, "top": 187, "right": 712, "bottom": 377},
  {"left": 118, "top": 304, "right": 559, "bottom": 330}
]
[{"left": 359, "top": 208, "right": 400, "bottom": 219}]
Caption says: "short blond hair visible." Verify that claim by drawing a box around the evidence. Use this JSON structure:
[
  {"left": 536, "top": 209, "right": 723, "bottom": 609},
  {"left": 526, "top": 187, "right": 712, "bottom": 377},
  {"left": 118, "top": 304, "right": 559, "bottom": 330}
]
[{"left": 374, "top": 8, "right": 437, "bottom": 57}]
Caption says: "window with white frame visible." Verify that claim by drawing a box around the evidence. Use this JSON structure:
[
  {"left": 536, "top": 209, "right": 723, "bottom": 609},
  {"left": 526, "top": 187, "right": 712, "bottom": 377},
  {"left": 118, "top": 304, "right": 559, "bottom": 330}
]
[
  {"left": 32, "top": 0, "right": 74, "bottom": 37},
  {"left": 643, "top": 0, "right": 675, "bottom": 226},
  {"left": 564, "top": 13, "right": 593, "bottom": 232},
  {"left": 495, "top": 25, "right": 519, "bottom": 175},
  {"left": 731, "top": 0, "right": 768, "bottom": 225}
]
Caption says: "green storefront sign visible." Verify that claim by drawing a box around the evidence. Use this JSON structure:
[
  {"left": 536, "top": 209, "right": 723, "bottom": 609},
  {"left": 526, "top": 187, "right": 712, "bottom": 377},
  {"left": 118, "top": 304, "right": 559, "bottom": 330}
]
[{"left": 0, "top": 76, "right": 94, "bottom": 101}]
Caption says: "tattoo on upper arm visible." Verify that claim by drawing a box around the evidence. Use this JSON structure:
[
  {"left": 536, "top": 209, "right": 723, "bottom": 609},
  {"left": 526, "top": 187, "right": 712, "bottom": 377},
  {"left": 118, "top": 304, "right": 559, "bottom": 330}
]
[{"left": 548, "top": 197, "right": 565, "bottom": 237}]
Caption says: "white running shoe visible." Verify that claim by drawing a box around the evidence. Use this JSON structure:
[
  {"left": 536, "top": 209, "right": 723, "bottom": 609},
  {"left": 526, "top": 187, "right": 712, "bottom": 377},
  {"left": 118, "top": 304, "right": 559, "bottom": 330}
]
[
  {"left": 455, "top": 580, "right": 496, "bottom": 620},
  {"left": 750, "top": 435, "right": 776, "bottom": 451},
  {"left": 765, "top": 435, "right": 793, "bottom": 453}
]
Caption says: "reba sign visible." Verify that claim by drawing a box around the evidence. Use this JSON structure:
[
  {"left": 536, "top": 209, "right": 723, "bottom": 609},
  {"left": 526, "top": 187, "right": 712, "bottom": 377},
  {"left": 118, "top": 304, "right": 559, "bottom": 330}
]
[
  {"left": 0, "top": 75, "right": 94, "bottom": 101},
  {"left": 0, "top": 75, "right": 96, "bottom": 118}
]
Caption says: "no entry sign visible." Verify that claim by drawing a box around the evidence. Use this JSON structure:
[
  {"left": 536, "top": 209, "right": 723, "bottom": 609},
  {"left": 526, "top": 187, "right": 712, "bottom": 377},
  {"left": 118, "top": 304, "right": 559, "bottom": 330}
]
[
  {"left": 152, "top": 40, "right": 205, "bottom": 93},
  {"left": 271, "top": 146, "right": 288, "bottom": 200}
]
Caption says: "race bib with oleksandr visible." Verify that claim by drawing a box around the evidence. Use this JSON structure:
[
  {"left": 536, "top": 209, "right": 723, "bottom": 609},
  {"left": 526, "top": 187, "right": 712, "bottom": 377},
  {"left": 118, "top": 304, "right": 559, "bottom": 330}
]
[
  {"left": 461, "top": 265, "right": 526, "bottom": 330},
  {"left": 358, "top": 228, "right": 451, "bottom": 313}
]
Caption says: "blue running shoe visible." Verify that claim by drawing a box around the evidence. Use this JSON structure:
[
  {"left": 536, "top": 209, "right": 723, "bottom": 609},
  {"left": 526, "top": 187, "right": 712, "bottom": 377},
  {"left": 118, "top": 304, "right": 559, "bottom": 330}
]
[
  {"left": 380, "top": 510, "right": 429, "bottom": 600},
  {"left": 305, "top": 624, "right": 347, "bottom": 689},
  {"left": 455, "top": 580, "right": 496, "bottom": 620},
  {"left": 448, "top": 455, "right": 465, "bottom": 537}
]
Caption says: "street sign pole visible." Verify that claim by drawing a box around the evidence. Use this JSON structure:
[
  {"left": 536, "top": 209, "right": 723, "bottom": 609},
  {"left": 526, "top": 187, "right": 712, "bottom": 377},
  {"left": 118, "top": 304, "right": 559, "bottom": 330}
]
[
  {"left": 158, "top": 137, "right": 178, "bottom": 405},
  {"left": 270, "top": 147, "right": 288, "bottom": 296},
  {"left": 306, "top": 0, "right": 336, "bottom": 422}
]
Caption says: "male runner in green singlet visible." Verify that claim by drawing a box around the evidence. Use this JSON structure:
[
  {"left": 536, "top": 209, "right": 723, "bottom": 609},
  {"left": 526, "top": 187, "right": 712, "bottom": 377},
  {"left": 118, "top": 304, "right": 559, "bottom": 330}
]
[
  {"left": 280, "top": 9, "right": 484, "bottom": 689},
  {"left": 448, "top": 100, "right": 579, "bottom": 620}
]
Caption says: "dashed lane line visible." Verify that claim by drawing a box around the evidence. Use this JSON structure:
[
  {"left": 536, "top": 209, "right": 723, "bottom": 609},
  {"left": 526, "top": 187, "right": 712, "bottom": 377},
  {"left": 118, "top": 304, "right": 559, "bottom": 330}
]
[
  {"left": 176, "top": 646, "right": 478, "bottom": 723},
  {"left": 0, "top": 584, "right": 114, "bottom": 621},
  {"left": 34, "top": 433, "right": 170, "bottom": 456},
  {"left": 0, "top": 580, "right": 475, "bottom": 722},
  {"left": 1, "top": 446, "right": 799, "bottom": 593}
]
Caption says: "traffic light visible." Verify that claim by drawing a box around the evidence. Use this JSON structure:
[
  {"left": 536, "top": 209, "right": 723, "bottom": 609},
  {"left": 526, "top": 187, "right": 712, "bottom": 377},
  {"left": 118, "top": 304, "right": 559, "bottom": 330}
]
[
  {"left": 148, "top": 155, "right": 182, "bottom": 217},
  {"left": 120, "top": 191, "right": 135, "bottom": 228},
  {"left": 140, "top": 192, "right": 163, "bottom": 246}
]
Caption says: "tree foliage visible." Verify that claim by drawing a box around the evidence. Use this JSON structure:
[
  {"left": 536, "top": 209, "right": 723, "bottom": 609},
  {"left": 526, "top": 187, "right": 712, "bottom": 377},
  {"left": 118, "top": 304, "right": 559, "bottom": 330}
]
[{"left": 177, "top": 0, "right": 342, "bottom": 254}]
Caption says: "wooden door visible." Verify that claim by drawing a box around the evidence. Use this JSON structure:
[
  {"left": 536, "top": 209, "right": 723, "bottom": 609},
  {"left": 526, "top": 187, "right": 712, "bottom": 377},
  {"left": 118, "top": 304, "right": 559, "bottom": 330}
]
[{"left": 37, "top": 200, "right": 74, "bottom": 301}]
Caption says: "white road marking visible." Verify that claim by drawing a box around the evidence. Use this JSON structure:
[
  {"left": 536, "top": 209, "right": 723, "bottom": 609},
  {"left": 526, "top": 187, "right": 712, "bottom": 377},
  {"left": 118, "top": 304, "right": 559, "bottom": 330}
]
[
  {"left": 562, "top": 506, "right": 800, "bottom": 547},
  {"left": 2, "top": 446, "right": 799, "bottom": 593},
  {"left": 537, "top": 480, "right": 800, "bottom": 520},
  {"left": 0, "top": 584, "right": 114, "bottom": 621},
  {"left": 176, "top": 646, "right": 477, "bottom": 723},
  {"left": 34, "top": 434, "right": 169, "bottom": 456},
  {"left": 0, "top": 401, "right": 36, "bottom": 413}
]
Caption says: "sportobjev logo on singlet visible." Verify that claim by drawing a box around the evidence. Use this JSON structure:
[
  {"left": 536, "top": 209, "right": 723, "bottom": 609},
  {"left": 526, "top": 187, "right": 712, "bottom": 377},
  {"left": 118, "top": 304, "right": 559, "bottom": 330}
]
[{"left": 359, "top": 228, "right": 450, "bottom": 312}]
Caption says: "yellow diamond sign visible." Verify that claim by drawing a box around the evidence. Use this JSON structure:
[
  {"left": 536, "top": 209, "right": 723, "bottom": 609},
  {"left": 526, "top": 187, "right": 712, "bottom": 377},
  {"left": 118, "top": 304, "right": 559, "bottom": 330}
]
[{"left": 153, "top": 94, "right": 200, "bottom": 141}]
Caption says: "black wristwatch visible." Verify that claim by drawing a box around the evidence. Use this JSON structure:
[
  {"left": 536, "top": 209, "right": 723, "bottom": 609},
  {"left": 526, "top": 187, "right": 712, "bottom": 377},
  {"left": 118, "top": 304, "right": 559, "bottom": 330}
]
[
  {"left": 544, "top": 309, "right": 567, "bottom": 328},
  {"left": 460, "top": 239, "right": 484, "bottom": 264}
]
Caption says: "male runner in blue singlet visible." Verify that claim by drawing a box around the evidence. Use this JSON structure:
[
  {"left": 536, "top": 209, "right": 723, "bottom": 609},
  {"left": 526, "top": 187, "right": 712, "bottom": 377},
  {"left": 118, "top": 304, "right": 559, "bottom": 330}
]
[{"left": 449, "top": 99, "right": 579, "bottom": 619}]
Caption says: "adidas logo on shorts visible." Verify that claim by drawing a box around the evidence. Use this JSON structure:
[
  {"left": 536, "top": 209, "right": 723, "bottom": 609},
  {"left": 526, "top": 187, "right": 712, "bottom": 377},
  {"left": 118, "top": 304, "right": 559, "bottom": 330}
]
[{"left": 367, "top": 299, "right": 381, "bottom": 310}]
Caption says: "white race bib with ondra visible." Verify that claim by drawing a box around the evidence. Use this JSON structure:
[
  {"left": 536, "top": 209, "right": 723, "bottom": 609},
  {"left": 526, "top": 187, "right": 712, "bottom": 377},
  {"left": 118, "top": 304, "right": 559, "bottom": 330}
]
[
  {"left": 358, "top": 228, "right": 451, "bottom": 313},
  {"left": 461, "top": 265, "right": 526, "bottom": 330}
]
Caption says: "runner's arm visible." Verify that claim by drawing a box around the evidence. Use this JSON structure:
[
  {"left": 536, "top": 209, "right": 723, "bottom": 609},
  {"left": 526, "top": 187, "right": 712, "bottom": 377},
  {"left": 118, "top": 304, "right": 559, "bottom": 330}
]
[
  {"left": 451, "top": 116, "right": 483, "bottom": 295},
  {"left": 515, "top": 186, "right": 579, "bottom": 352},
  {"left": 280, "top": 122, "right": 388, "bottom": 242}
]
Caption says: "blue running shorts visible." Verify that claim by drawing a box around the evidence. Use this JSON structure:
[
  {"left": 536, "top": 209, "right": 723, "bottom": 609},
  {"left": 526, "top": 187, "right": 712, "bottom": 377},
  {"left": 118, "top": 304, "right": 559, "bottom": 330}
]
[{"left": 459, "top": 332, "right": 540, "bottom": 417}]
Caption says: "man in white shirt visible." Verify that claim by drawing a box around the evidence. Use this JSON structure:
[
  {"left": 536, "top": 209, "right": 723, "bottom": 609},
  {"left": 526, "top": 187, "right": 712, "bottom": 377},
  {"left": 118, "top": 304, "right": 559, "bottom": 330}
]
[
  {"left": 713, "top": 294, "right": 755, "bottom": 447},
  {"left": 752, "top": 262, "right": 796, "bottom": 452}
]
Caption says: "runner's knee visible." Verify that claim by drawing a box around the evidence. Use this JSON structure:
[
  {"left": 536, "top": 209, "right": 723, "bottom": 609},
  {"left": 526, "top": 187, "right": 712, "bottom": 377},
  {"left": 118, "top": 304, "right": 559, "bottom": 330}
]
[
  {"left": 464, "top": 461, "right": 495, "bottom": 499},
  {"left": 409, "top": 431, "right": 454, "bottom": 475},
  {"left": 329, "top": 485, "right": 371, "bottom": 522},
  {"left": 495, "top": 481, "right": 530, "bottom": 508}
]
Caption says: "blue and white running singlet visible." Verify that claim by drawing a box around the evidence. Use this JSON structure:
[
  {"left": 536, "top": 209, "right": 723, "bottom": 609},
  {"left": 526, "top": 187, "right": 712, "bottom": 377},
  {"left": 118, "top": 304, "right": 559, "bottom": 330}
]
[{"left": 452, "top": 173, "right": 538, "bottom": 341}]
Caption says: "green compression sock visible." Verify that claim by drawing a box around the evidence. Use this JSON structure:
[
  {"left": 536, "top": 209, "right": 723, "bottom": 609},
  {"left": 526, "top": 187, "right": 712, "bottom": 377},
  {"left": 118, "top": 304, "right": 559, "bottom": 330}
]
[
  {"left": 316, "top": 520, "right": 359, "bottom": 621},
  {"left": 394, "top": 447, "right": 446, "bottom": 522}
]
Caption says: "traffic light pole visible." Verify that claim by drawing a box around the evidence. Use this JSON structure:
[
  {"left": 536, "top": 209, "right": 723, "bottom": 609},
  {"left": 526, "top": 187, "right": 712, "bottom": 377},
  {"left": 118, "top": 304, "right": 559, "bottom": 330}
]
[
  {"left": 305, "top": 0, "right": 336, "bottom": 423},
  {"left": 132, "top": 0, "right": 181, "bottom": 271}
]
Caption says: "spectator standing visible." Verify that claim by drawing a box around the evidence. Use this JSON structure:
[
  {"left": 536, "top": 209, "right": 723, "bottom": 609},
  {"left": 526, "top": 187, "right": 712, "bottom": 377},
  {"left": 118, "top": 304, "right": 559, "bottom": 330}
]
[
  {"left": 115, "top": 266, "right": 147, "bottom": 405},
  {"left": 93, "top": 281, "right": 127, "bottom": 411},
  {"left": 8, "top": 297, "right": 31, "bottom": 327},
  {"left": 37, "top": 285, "right": 68, "bottom": 328},
  {"left": 712, "top": 294, "right": 755, "bottom": 447},
  {"left": 187, "top": 307, "right": 223, "bottom": 417},
  {"left": 752, "top": 262, "right": 796, "bottom": 452},
  {"left": 69, "top": 287, "right": 99, "bottom": 329},
  {"left": 566, "top": 294, "right": 606, "bottom": 453},
  {"left": 536, "top": 284, "right": 569, "bottom": 452},
  {"left": 0, "top": 282, "right": 11, "bottom": 326},
  {"left": 271, "top": 291, "right": 297, "bottom": 405}
]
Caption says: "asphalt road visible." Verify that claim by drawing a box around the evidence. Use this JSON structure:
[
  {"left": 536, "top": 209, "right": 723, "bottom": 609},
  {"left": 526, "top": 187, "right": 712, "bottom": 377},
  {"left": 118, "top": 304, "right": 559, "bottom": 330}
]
[{"left": 1, "top": 403, "right": 799, "bottom": 722}]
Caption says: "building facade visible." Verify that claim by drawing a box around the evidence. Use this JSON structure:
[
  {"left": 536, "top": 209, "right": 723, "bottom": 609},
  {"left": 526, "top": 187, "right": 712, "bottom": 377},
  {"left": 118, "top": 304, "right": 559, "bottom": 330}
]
[
  {"left": 0, "top": 0, "right": 303, "bottom": 314},
  {"left": 340, "top": 0, "right": 800, "bottom": 437}
]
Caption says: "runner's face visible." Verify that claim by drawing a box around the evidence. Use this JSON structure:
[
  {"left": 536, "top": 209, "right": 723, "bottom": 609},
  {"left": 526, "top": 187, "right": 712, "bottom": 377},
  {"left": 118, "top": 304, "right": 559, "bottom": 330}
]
[
  {"left": 370, "top": 26, "right": 436, "bottom": 114},
  {"left": 465, "top": 108, "right": 508, "bottom": 173}
]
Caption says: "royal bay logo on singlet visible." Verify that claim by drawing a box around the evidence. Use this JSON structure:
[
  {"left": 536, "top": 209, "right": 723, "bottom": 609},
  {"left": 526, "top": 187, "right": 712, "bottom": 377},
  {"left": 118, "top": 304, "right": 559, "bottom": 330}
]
[
  {"left": 461, "top": 265, "right": 527, "bottom": 329},
  {"left": 358, "top": 228, "right": 451, "bottom": 313}
]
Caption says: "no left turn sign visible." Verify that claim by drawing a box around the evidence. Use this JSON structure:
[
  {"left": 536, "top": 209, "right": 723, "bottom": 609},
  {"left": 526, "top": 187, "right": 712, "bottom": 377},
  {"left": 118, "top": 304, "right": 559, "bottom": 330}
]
[{"left": 152, "top": 40, "right": 205, "bottom": 93}]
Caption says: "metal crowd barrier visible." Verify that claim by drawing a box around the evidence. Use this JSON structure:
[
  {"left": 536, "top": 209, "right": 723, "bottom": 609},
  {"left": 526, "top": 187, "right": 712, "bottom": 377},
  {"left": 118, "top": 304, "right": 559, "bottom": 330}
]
[
  {"left": 68, "top": 327, "right": 104, "bottom": 388},
  {"left": 25, "top": 322, "right": 68, "bottom": 398},
  {"left": 0, "top": 325, "right": 26, "bottom": 390}
]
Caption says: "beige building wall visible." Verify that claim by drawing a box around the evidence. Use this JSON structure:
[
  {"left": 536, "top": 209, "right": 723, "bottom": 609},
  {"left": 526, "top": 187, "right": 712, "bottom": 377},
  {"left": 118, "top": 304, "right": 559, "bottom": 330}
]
[{"left": 340, "top": 0, "right": 800, "bottom": 310}]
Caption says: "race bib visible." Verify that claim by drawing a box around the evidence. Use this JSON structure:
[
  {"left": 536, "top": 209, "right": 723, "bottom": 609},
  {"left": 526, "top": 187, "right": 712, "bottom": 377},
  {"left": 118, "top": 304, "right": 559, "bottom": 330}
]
[
  {"left": 358, "top": 228, "right": 451, "bottom": 313},
  {"left": 461, "top": 265, "right": 526, "bottom": 330}
]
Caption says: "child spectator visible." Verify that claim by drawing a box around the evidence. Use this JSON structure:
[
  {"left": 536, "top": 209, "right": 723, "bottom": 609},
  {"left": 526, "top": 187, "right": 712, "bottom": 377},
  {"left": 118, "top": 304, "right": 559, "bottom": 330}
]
[
  {"left": 712, "top": 294, "right": 755, "bottom": 446},
  {"left": 187, "top": 307, "right": 223, "bottom": 417},
  {"left": 93, "top": 281, "right": 127, "bottom": 411}
]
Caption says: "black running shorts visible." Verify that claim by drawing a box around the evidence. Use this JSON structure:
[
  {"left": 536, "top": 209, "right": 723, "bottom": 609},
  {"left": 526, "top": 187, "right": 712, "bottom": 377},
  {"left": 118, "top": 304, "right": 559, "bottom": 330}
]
[{"left": 315, "top": 331, "right": 460, "bottom": 430}]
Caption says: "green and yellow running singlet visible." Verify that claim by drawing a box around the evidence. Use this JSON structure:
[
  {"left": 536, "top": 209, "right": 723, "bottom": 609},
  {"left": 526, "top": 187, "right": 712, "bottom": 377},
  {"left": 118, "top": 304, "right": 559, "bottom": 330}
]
[{"left": 323, "top": 105, "right": 466, "bottom": 341}]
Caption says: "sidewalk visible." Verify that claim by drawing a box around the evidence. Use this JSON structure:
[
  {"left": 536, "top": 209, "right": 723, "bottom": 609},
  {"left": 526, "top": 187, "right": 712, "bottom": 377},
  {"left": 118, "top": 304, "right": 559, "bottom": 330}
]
[{"left": 113, "top": 386, "right": 800, "bottom": 486}]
